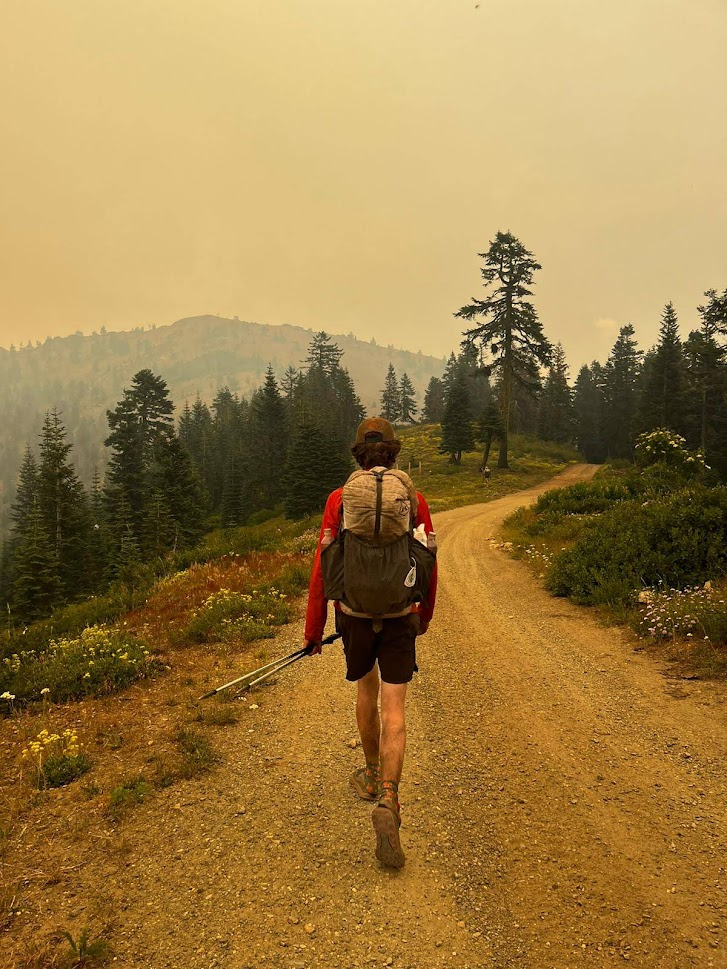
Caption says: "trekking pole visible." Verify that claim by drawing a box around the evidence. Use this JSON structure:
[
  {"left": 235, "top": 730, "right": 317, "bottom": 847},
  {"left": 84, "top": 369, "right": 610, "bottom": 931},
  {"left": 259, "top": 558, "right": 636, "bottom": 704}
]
[{"left": 198, "top": 632, "right": 341, "bottom": 700}]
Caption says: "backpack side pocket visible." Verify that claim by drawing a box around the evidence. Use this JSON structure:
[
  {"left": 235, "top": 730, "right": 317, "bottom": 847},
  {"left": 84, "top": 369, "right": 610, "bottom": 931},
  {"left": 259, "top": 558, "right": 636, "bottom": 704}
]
[
  {"left": 407, "top": 534, "right": 437, "bottom": 605},
  {"left": 321, "top": 533, "right": 345, "bottom": 601}
]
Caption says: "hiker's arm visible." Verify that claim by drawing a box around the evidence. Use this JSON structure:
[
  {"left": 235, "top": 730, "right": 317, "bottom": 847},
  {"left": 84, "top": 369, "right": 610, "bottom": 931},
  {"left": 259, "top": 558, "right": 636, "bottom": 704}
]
[
  {"left": 415, "top": 492, "right": 437, "bottom": 633},
  {"left": 304, "top": 491, "right": 341, "bottom": 650}
]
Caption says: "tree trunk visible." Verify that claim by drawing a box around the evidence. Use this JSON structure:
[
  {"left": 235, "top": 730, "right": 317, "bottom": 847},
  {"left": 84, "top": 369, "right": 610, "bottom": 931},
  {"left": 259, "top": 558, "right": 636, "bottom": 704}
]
[
  {"left": 497, "top": 436, "right": 507, "bottom": 469},
  {"left": 482, "top": 433, "right": 493, "bottom": 470},
  {"left": 498, "top": 294, "right": 513, "bottom": 469}
]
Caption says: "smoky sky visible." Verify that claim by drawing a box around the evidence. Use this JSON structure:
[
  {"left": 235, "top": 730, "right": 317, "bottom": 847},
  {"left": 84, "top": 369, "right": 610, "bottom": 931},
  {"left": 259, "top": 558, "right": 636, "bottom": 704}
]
[{"left": 1, "top": 0, "right": 726, "bottom": 369}]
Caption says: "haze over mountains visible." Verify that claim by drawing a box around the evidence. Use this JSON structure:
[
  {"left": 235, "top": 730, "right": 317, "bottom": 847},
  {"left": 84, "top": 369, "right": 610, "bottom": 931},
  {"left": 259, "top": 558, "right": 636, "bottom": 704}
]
[{"left": 0, "top": 315, "right": 445, "bottom": 530}]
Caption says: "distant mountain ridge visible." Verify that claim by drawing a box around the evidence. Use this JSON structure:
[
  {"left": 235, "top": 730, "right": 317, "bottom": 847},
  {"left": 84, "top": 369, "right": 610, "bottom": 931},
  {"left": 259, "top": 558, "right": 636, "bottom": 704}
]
[{"left": 0, "top": 315, "right": 445, "bottom": 530}]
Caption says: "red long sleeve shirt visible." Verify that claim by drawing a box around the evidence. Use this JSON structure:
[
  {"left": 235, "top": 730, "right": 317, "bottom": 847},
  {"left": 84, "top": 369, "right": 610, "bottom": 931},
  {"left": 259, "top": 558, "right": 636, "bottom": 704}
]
[{"left": 304, "top": 487, "right": 438, "bottom": 643}]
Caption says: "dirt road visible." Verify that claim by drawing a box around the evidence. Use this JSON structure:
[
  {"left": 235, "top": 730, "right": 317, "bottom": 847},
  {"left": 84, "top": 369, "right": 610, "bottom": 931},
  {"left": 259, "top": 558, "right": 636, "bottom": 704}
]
[{"left": 43, "top": 465, "right": 727, "bottom": 968}]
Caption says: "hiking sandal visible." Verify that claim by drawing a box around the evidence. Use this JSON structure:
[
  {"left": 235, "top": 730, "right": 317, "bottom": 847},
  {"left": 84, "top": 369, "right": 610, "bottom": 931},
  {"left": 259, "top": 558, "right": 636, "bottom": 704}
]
[
  {"left": 350, "top": 765, "right": 382, "bottom": 801},
  {"left": 372, "top": 796, "right": 405, "bottom": 869}
]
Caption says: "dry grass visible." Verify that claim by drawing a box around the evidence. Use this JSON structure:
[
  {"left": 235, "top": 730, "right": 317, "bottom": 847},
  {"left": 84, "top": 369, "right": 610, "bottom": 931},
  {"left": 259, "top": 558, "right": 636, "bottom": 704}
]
[
  {"left": 398, "top": 425, "right": 579, "bottom": 513},
  {"left": 0, "top": 540, "right": 311, "bottom": 963}
]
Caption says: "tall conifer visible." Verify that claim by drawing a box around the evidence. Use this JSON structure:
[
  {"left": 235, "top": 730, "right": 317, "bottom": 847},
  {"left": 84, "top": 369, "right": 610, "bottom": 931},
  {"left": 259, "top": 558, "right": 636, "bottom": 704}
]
[
  {"left": 537, "top": 343, "right": 574, "bottom": 443},
  {"left": 399, "top": 373, "right": 418, "bottom": 424},
  {"left": 602, "top": 325, "right": 643, "bottom": 459},
  {"left": 439, "top": 368, "right": 474, "bottom": 464},
  {"left": 573, "top": 363, "right": 606, "bottom": 462},
  {"left": 638, "top": 303, "right": 688, "bottom": 435},
  {"left": 380, "top": 364, "right": 400, "bottom": 422},
  {"left": 37, "top": 409, "right": 91, "bottom": 600},
  {"left": 422, "top": 377, "right": 445, "bottom": 424},
  {"left": 456, "top": 231, "right": 552, "bottom": 468}
]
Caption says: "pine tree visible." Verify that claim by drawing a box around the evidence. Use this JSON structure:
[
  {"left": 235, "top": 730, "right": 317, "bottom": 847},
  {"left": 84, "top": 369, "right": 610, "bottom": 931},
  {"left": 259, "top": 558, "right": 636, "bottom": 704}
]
[
  {"left": 439, "top": 368, "right": 474, "bottom": 464},
  {"left": 142, "top": 491, "right": 177, "bottom": 558},
  {"left": 87, "top": 468, "right": 111, "bottom": 591},
  {"left": 284, "top": 423, "right": 350, "bottom": 518},
  {"left": 304, "top": 332, "right": 344, "bottom": 375},
  {"left": 441, "top": 353, "right": 459, "bottom": 395},
  {"left": 537, "top": 343, "right": 574, "bottom": 444},
  {"left": 422, "top": 377, "right": 445, "bottom": 424},
  {"left": 210, "top": 388, "right": 245, "bottom": 514},
  {"left": 12, "top": 498, "right": 64, "bottom": 622},
  {"left": 684, "top": 291, "right": 727, "bottom": 473},
  {"left": 380, "top": 364, "right": 400, "bottom": 422},
  {"left": 281, "top": 366, "right": 300, "bottom": 417},
  {"left": 293, "top": 336, "right": 364, "bottom": 475},
  {"left": 37, "top": 409, "right": 91, "bottom": 601},
  {"left": 1, "top": 448, "right": 40, "bottom": 610},
  {"left": 329, "top": 366, "right": 366, "bottom": 443},
  {"left": 459, "top": 341, "right": 491, "bottom": 417},
  {"left": 105, "top": 369, "right": 175, "bottom": 536},
  {"left": 250, "top": 366, "right": 289, "bottom": 507},
  {"left": 456, "top": 231, "right": 552, "bottom": 468},
  {"left": 698, "top": 288, "right": 727, "bottom": 342},
  {"left": 573, "top": 363, "right": 606, "bottom": 463},
  {"left": 180, "top": 396, "right": 214, "bottom": 501},
  {"left": 638, "top": 303, "right": 688, "bottom": 435},
  {"left": 602, "top": 325, "right": 643, "bottom": 459},
  {"left": 114, "top": 529, "right": 144, "bottom": 599},
  {"left": 477, "top": 396, "right": 505, "bottom": 470},
  {"left": 148, "top": 435, "right": 205, "bottom": 548},
  {"left": 178, "top": 400, "right": 193, "bottom": 446},
  {"left": 10, "top": 447, "right": 39, "bottom": 537},
  {"left": 399, "top": 373, "right": 418, "bottom": 423}
]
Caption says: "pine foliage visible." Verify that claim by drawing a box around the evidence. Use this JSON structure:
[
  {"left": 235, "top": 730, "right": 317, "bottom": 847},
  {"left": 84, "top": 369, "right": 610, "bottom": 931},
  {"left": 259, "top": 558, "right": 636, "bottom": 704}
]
[
  {"left": 537, "top": 343, "right": 574, "bottom": 444},
  {"left": 456, "top": 231, "right": 552, "bottom": 468},
  {"left": 380, "top": 364, "right": 400, "bottom": 422},
  {"left": 439, "top": 367, "right": 475, "bottom": 464},
  {"left": 399, "top": 373, "right": 418, "bottom": 423},
  {"left": 422, "top": 377, "right": 445, "bottom": 423},
  {"left": 638, "top": 303, "right": 688, "bottom": 436}
]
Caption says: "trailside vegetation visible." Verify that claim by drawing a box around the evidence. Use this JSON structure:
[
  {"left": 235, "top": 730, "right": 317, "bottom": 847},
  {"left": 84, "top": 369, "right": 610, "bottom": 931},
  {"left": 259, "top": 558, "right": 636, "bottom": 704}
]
[{"left": 502, "top": 429, "right": 727, "bottom": 676}]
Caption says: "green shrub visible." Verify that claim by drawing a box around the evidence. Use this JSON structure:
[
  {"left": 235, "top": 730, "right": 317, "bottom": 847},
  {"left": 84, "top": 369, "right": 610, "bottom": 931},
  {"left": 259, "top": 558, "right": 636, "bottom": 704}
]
[
  {"left": 107, "top": 776, "right": 152, "bottom": 818},
  {"left": 534, "top": 478, "right": 644, "bottom": 519},
  {"left": 547, "top": 486, "right": 727, "bottom": 606},
  {"left": 265, "top": 561, "right": 311, "bottom": 597},
  {"left": 182, "top": 588, "right": 292, "bottom": 644},
  {"left": 174, "top": 726, "right": 219, "bottom": 778},
  {"left": 635, "top": 428, "right": 708, "bottom": 475},
  {"left": 22, "top": 727, "right": 92, "bottom": 788},
  {"left": 2, "top": 625, "right": 160, "bottom": 703},
  {"left": 0, "top": 592, "right": 129, "bottom": 662},
  {"left": 42, "top": 752, "right": 93, "bottom": 788}
]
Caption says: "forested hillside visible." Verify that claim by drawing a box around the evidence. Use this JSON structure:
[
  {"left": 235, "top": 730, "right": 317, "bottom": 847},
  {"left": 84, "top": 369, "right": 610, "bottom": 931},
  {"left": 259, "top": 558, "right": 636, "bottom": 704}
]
[{"left": 0, "top": 315, "right": 444, "bottom": 533}]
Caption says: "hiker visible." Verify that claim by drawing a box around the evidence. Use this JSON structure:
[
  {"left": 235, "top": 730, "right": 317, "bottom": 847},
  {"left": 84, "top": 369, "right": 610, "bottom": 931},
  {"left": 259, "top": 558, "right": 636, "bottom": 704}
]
[{"left": 304, "top": 417, "right": 437, "bottom": 869}]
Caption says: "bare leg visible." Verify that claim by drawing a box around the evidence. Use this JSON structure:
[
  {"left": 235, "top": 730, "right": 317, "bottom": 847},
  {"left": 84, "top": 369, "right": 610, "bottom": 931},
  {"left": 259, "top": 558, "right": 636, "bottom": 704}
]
[
  {"left": 372, "top": 680, "right": 408, "bottom": 868},
  {"left": 356, "top": 666, "right": 381, "bottom": 765},
  {"left": 379, "top": 681, "right": 408, "bottom": 784}
]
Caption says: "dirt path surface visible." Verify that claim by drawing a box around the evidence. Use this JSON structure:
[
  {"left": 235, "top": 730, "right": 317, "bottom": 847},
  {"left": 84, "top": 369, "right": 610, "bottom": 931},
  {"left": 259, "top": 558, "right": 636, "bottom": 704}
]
[{"left": 20, "top": 464, "right": 727, "bottom": 968}]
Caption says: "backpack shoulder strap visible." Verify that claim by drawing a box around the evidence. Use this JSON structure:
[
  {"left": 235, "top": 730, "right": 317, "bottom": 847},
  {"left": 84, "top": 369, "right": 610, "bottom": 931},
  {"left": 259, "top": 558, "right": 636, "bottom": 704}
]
[{"left": 372, "top": 469, "right": 385, "bottom": 539}]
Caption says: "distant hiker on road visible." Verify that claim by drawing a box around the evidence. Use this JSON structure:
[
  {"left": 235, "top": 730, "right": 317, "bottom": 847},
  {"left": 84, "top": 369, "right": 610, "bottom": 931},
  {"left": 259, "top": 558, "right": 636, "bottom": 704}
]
[{"left": 304, "top": 417, "right": 437, "bottom": 868}]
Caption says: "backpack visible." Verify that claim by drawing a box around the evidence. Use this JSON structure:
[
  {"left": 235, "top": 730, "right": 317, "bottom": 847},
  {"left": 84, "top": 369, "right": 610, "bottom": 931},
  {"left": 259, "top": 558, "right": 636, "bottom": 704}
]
[{"left": 321, "top": 467, "right": 436, "bottom": 618}]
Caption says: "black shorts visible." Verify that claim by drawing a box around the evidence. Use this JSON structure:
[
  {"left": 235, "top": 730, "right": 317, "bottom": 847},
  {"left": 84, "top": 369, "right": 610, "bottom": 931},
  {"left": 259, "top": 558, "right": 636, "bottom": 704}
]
[{"left": 335, "top": 611, "right": 419, "bottom": 684}]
